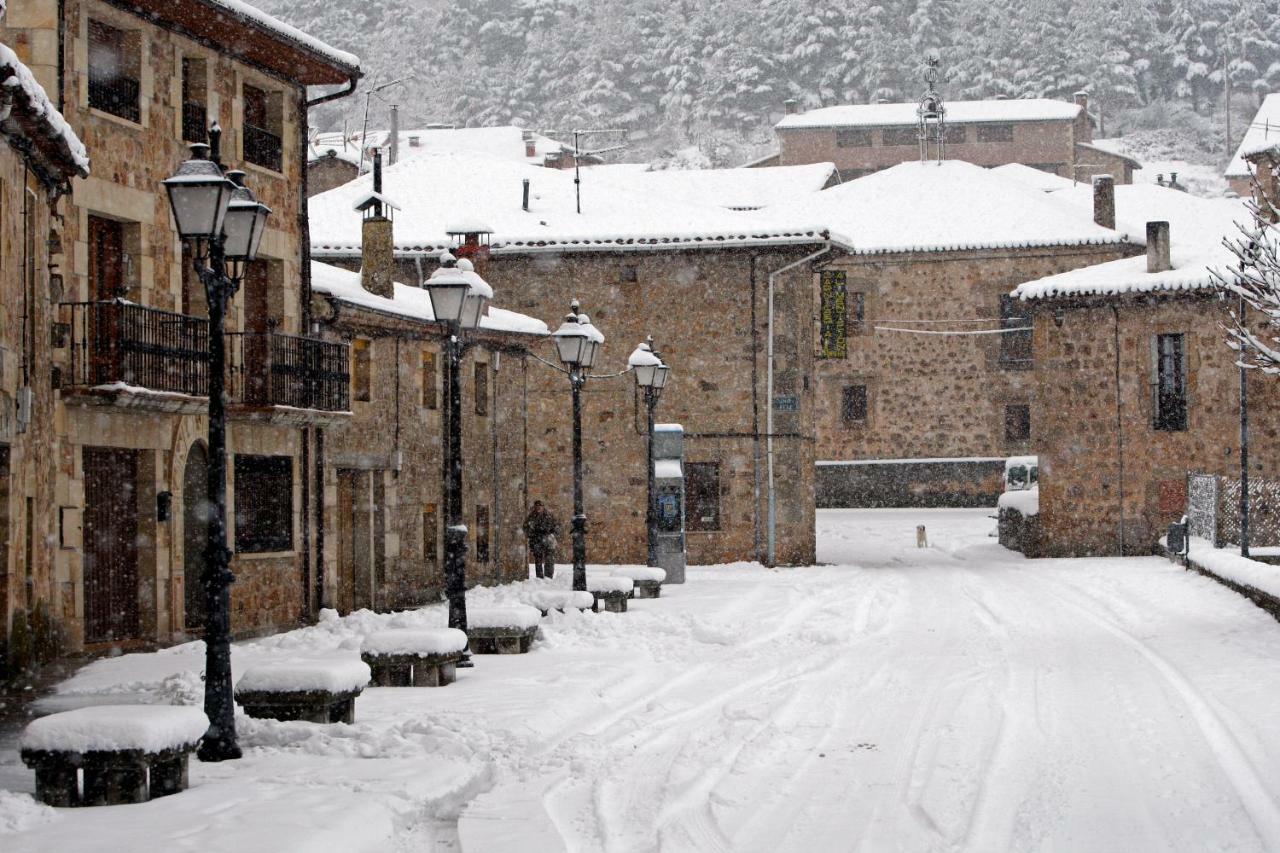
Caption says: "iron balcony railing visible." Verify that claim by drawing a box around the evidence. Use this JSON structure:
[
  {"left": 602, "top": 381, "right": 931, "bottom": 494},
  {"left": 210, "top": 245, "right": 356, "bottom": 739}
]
[
  {"left": 228, "top": 330, "right": 350, "bottom": 412},
  {"left": 62, "top": 301, "right": 349, "bottom": 412},
  {"left": 182, "top": 101, "right": 208, "bottom": 144},
  {"left": 88, "top": 75, "right": 141, "bottom": 123},
  {"left": 243, "top": 124, "right": 283, "bottom": 172}
]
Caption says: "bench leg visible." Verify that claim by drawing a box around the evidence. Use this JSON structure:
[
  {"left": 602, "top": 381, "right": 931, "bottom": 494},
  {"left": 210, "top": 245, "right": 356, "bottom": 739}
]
[
  {"left": 150, "top": 752, "right": 189, "bottom": 798},
  {"left": 592, "top": 597, "right": 601, "bottom": 613},
  {"left": 439, "top": 662, "right": 457, "bottom": 685},
  {"left": 497, "top": 636, "right": 521, "bottom": 654},
  {"left": 519, "top": 635, "right": 533, "bottom": 653},
  {"left": 329, "top": 696, "right": 356, "bottom": 724},
  {"left": 605, "top": 597, "right": 625, "bottom": 613},
  {"left": 32, "top": 759, "right": 79, "bottom": 808},
  {"left": 83, "top": 755, "right": 148, "bottom": 806},
  {"left": 412, "top": 663, "right": 442, "bottom": 687}
]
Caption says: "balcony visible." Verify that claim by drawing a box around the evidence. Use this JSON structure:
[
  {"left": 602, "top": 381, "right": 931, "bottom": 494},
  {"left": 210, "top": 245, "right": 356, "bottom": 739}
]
[
  {"left": 243, "top": 124, "right": 283, "bottom": 173},
  {"left": 88, "top": 75, "right": 141, "bottom": 124},
  {"left": 61, "top": 301, "right": 349, "bottom": 416},
  {"left": 182, "top": 101, "right": 208, "bottom": 144}
]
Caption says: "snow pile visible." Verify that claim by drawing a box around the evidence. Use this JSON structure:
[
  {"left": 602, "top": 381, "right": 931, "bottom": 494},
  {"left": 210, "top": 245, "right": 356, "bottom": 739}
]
[
  {"left": 997, "top": 486, "right": 1039, "bottom": 518},
  {"left": 0, "top": 43, "right": 89, "bottom": 175},
  {"left": 312, "top": 125, "right": 564, "bottom": 169},
  {"left": 526, "top": 590, "right": 594, "bottom": 612},
  {"left": 776, "top": 98, "right": 1081, "bottom": 130},
  {"left": 467, "top": 605, "right": 541, "bottom": 630},
  {"left": 1188, "top": 538, "right": 1280, "bottom": 601},
  {"left": 235, "top": 656, "right": 371, "bottom": 694},
  {"left": 612, "top": 566, "right": 666, "bottom": 583},
  {"left": 1227, "top": 94, "right": 1280, "bottom": 180},
  {"left": 361, "top": 628, "right": 467, "bottom": 656},
  {"left": 587, "top": 576, "right": 634, "bottom": 594},
  {"left": 756, "top": 160, "right": 1131, "bottom": 256},
  {"left": 0, "top": 791, "right": 55, "bottom": 834},
  {"left": 19, "top": 705, "right": 208, "bottom": 753},
  {"left": 654, "top": 459, "right": 682, "bottom": 479},
  {"left": 591, "top": 162, "right": 838, "bottom": 211}
]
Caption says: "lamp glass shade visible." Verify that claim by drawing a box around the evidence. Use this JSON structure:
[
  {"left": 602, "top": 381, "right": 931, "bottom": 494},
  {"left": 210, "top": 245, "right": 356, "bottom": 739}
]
[
  {"left": 425, "top": 268, "right": 471, "bottom": 325},
  {"left": 633, "top": 363, "right": 658, "bottom": 387},
  {"left": 163, "top": 166, "right": 236, "bottom": 240},
  {"left": 553, "top": 322, "right": 587, "bottom": 366},
  {"left": 460, "top": 291, "right": 489, "bottom": 330},
  {"left": 223, "top": 197, "right": 271, "bottom": 261},
  {"left": 653, "top": 364, "right": 670, "bottom": 389},
  {"left": 579, "top": 337, "right": 600, "bottom": 369}
]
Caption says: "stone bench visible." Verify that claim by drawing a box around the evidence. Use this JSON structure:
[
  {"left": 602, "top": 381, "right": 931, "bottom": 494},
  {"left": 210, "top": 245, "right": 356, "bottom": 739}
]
[
  {"left": 526, "top": 590, "right": 595, "bottom": 616},
  {"left": 19, "top": 705, "right": 208, "bottom": 807},
  {"left": 612, "top": 566, "right": 667, "bottom": 599},
  {"left": 466, "top": 606, "right": 541, "bottom": 654},
  {"left": 587, "top": 576, "right": 635, "bottom": 612},
  {"left": 361, "top": 628, "right": 468, "bottom": 687},
  {"left": 234, "top": 657, "right": 371, "bottom": 724}
]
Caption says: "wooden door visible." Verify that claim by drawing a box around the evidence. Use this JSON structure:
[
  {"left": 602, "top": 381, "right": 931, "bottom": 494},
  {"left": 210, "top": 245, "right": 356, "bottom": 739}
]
[
  {"left": 0, "top": 446, "right": 10, "bottom": 631},
  {"left": 88, "top": 216, "right": 124, "bottom": 301},
  {"left": 335, "top": 469, "right": 372, "bottom": 614},
  {"left": 83, "top": 447, "right": 139, "bottom": 643},
  {"left": 242, "top": 260, "right": 270, "bottom": 403},
  {"left": 182, "top": 442, "right": 208, "bottom": 632}
]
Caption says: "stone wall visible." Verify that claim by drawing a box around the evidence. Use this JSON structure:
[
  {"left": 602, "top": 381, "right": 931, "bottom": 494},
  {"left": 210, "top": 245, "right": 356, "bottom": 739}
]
[
  {"left": 1030, "top": 295, "right": 1280, "bottom": 556},
  {"left": 817, "top": 460, "right": 1004, "bottom": 508}
]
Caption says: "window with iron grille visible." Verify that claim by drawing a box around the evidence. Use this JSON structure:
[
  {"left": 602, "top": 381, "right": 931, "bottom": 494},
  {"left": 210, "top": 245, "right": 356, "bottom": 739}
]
[
  {"left": 234, "top": 454, "right": 293, "bottom": 553},
  {"left": 1004, "top": 403, "right": 1031, "bottom": 441},
  {"left": 881, "top": 127, "right": 917, "bottom": 146},
  {"left": 1154, "top": 333, "right": 1188, "bottom": 431},
  {"left": 243, "top": 84, "right": 283, "bottom": 172},
  {"left": 421, "top": 350, "right": 438, "bottom": 409},
  {"left": 998, "top": 295, "right": 1033, "bottom": 368},
  {"left": 686, "top": 462, "right": 721, "bottom": 531},
  {"left": 423, "top": 503, "right": 438, "bottom": 565},
  {"left": 88, "top": 20, "right": 141, "bottom": 123},
  {"left": 475, "top": 505, "right": 490, "bottom": 562},
  {"left": 847, "top": 292, "right": 866, "bottom": 335},
  {"left": 836, "top": 128, "right": 873, "bottom": 147},
  {"left": 181, "top": 58, "right": 208, "bottom": 143},
  {"left": 474, "top": 361, "right": 488, "bottom": 416},
  {"left": 977, "top": 123, "right": 1015, "bottom": 142},
  {"left": 841, "top": 385, "right": 868, "bottom": 425},
  {"left": 945, "top": 125, "right": 968, "bottom": 144}
]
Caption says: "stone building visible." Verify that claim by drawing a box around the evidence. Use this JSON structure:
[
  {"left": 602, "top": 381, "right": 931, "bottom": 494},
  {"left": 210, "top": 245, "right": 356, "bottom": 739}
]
[
  {"left": 306, "top": 170, "right": 547, "bottom": 611},
  {"left": 311, "top": 151, "right": 828, "bottom": 566},
  {"left": 0, "top": 20, "right": 89, "bottom": 670},
  {"left": 307, "top": 148, "right": 360, "bottom": 198},
  {"left": 1013, "top": 185, "right": 1274, "bottom": 556},
  {"left": 2, "top": 0, "right": 362, "bottom": 651},
  {"left": 759, "top": 161, "right": 1142, "bottom": 506},
  {"left": 770, "top": 94, "right": 1139, "bottom": 184},
  {"left": 1226, "top": 94, "right": 1280, "bottom": 198}
]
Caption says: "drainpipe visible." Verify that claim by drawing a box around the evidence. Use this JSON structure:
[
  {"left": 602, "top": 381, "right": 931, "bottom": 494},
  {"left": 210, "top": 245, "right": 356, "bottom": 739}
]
[{"left": 766, "top": 243, "right": 831, "bottom": 567}]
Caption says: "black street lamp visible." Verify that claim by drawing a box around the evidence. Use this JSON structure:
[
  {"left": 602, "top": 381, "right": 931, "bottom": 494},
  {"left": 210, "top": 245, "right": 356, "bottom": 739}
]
[
  {"left": 424, "top": 254, "right": 491, "bottom": 662},
  {"left": 162, "top": 127, "right": 270, "bottom": 762},
  {"left": 551, "top": 301, "right": 603, "bottom": 592},
  {"left": 628, "top": 338, "right": 669, "bottom": 567}
]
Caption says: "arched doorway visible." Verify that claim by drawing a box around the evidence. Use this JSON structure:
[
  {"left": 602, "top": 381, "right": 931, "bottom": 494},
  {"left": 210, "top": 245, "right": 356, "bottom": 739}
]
[{"left": 182, "top": 442, "right": 209, "bottom": 632}]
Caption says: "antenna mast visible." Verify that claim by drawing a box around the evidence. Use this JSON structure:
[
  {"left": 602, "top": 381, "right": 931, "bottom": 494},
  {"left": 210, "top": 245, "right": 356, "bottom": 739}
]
[{"left": 917, "top": 56, "right": 946, "bottom": 165}]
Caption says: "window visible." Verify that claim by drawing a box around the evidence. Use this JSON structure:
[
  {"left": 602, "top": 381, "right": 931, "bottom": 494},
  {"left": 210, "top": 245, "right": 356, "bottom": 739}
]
[
  {"left": 848, "top": 292, "right": 866, "bottom": 335},
  {"left": 944, "top": 125, "right": 967, "bottom": 144},
  {"left": 836, "top": 128, "right": 872, "bottom": 147},
  {"left": 818, "top": 270, "right": 847, "bottom": 359},
  {"left": 686, "top": 462, "right": 721, "bottom": 531},
  {"left": 475, "top": 505, "right": 490, "bottom": 562},
  {"left": 1005, "top": 403, "right": 1031, "bottom": 442},
  {"left": 1154, "top": 333, "right": 1188, "bottom": 431},
  {"left": 841, "top": 385, "right": 868, "bottom": 425},
  {"left": 408, "top": 136, "right": 420, "bottom": 148},
  {"left": 243, "top": 83, "right": 283, "bottom": 172},
  {"left": 999, "top": 295, "right": 1033, "bottom": 368},
  {"left": 474, "top": 361, "right": 488, "bottom": 416},
  {"left": 234, "top": 455, "right": 293, "bottom": 552},
  {"left": 88, "top": 215, "right": 125, "bottom": 301},
  {"left": 620, "top": 264, "right": 638, "bottom": 283},
  {"left": 352, "top": 338, "right": 371, "bottom": 402},
  {"left": 422, "top": 503, "right": 438, "bottom": 565},
  {"left": 881, "top": 127, "right": 917, "bottom": 146},
  {"left": 421, "top": 350, "right": 438, "bottom": 409},
  {"left": 181, "top": 58, "right": 208, "bottom": 143},
  {"left": 88, "top": 20, "right": 141, "bottom": 123},
  {"left": 977, "top": 123, "right": 1015, "bottom": 143}
]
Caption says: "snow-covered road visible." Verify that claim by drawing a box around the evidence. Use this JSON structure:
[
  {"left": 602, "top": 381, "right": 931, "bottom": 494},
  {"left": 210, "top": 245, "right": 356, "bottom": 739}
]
[{"left": 5, "top": 508, "right": 1280, "bottom": 852}]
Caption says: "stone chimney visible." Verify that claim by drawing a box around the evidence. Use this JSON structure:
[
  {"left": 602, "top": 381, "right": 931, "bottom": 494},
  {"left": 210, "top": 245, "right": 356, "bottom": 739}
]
[
  {"left": 1146, "top": 221, "right": 1171, "bottom": 273},
  {"left": 1092, "top": 174, "right": 1115, "bottom": 229},
  {"left": 389, "top": 104, "right": 400, "bottom": 165},
  {"left": 361, "top": 149, "right": 395, "bottom": 298},
  {"left": 522, "top": 129, "right": 536, "bottom": 159},
  {"left": 784, "top": 98, "right": 799, "bottom": 115},
  {"left": 1073, "top": 91, "right": 1089, "bottom": 112}
]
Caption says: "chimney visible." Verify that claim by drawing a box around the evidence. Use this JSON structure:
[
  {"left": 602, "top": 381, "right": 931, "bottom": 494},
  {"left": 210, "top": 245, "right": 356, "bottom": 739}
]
[
  {"left": 361, "top": 149, "right": 395, "bottom": 298},
  {"left": 1146, "top": 221, "right": 1171, "bottom": 273},
  {"left": 522, "top": 129, "right": 536, "bottom": 159},
  {"left": 1092, "top": 174, "right": 1115, "bottom": 229},
  {"left": 1156, "top": 173, "right": 1165, "bottom": 187},
  {"left": 783, "top": 98, "right": 799, "bottom": 115},
  {"left": 1073, "top": 91, "right": 1089, "bottom": 112},
  {"left": 522, "top": 178, "right": 530, "bottom": 211},
  {"left": 389, "top": 104, "right": 400, "bottom": 165}
]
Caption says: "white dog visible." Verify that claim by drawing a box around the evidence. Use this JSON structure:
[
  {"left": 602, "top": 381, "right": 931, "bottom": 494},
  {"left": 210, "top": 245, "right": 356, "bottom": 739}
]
[{"left": 916, "top": 525, "right": 929, "bottom": 548}]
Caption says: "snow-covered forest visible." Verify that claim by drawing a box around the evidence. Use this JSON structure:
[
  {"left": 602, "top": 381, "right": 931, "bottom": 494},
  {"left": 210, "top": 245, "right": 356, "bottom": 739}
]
[{"left": 266, "top": 0, "right": 1276, "bottom": 163}]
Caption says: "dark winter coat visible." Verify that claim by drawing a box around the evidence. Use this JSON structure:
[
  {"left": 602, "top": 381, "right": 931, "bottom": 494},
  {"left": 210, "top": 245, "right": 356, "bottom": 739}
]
[{"left": 524, "top": 509, "right": 559, "bottom": 551}]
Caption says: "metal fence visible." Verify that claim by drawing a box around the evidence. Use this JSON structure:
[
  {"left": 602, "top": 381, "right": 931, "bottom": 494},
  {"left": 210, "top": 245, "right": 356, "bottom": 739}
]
[
  {"left": 1186, "top": 471, "right": 1280, "bottom": 548},
  {"left": 227, "top": 331, "right": 350, "bottom": 412},
  {"left": 63, "top": 299, "right": 210, "bottom": 396}
]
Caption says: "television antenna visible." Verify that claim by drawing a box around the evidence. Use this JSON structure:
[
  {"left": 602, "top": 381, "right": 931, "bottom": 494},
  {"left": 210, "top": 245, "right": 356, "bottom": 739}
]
[
  {"left": 358, "top": 77, "right": 411, "bottom": 174},
  {"left": 543, "top": 127, "right": 629, "bottom": 214}
]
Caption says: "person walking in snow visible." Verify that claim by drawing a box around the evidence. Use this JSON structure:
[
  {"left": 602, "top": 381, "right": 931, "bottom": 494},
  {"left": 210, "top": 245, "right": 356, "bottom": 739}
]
[{"left": 524, "top": 500, "right": 560, "bottom": 579}]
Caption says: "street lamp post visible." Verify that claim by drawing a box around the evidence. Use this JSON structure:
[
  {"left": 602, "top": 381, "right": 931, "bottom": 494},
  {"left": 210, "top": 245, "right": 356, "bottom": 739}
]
[
  {"left": 629, "top": 338, "right": 669, "bottom": 567},
  {"left": 162, "top": 127, "right": 270, "bottom": 762},
  {"left": 551, "top": 301, "right": 603, "bottom": 592},
  {"left": 424, "top": 254, "right": 492, "bottom": 660}
]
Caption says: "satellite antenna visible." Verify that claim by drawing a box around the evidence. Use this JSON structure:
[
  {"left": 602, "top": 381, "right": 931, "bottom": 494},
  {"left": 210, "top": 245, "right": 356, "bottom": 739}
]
[
  {"left": 917, "top": 56, "right": 946, "bottom": 164},
  {"left": 544, "top": 128, "right": 629, "bottom": 214}
]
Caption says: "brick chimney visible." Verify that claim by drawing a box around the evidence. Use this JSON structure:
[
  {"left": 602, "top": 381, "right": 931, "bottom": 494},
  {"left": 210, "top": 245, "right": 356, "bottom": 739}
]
[
  {"left": 1146, "top": 221, "right": 1171, "bottom": 273},
  {"left": 1092, "top": 174, "right": 1115, "bottom": 229},
  {"left": 784, "top": 98, "right": 799, "bottom": 115},
  {"left": 361, "top": 149, "right": 395, "bottom": 298},
  {"left": 449, "top": 225, "right": 493, "bottom": 279},
  {"left": 522, "top": 129, "right": 537, "bottom": 159}
]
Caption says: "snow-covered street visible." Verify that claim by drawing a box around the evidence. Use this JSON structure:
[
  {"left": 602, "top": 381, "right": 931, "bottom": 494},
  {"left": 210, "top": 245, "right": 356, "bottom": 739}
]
[{"left": 6, "top": 508, "right": 1280, "bottom": 852}]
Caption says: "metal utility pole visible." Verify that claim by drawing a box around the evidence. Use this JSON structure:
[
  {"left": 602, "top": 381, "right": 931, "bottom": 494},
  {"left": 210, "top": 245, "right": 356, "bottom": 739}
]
[
  {"left": 1240, "top": 292, "right": 1251, "bottom": 558},
  {"left": 389, "top": 104, "right": 400, "bottom": 165},
  {"left": 358, "top": 77, "right": 410, "bottom": 174}
]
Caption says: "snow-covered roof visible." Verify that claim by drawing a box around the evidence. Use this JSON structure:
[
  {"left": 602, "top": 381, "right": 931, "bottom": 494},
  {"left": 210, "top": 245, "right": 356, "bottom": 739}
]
[
  {"left": 1227, "top": 94, "right": 1280, "bottom": 179},
  {"left": 309, "top": 151, "right": 826, "bottom": 257},
  {"left": 1076, "top": 140, "right": 1142, "bottom": 168},
  {"left": 0, "top": 41, "right": 89, "bottom": 178},
  {"left": 757, "top": 160, "right": 1131, "bottom": 256},
  {"left": 591, "top": 162, "right": 838, "bottom": 211},
  {"left": 991, "top": 163, "right": 1080, "bottom": 193},
  {"left": 202, "top": 0, "right": 359, "bottom": 72},
  {"left": 776, "top": 98, "right": 1081, "bottom": 130},
  {"left": 1013, "top": 185, "right": 1251, "bottom": 301},
  {"left": 311, "top": 125, "right": 564, "bottom": 170},
  {"left": 309, "top": 260, "right": 548, "bottom": 336}
]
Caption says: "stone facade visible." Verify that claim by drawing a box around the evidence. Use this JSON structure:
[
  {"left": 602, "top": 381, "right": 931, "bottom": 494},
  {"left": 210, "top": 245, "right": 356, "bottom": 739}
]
[
  {"left": 1028, "top": 294, "right": 1280, "bottom": 556},
  {"left": 308, "top": 152, "right": 359, "bottom": 198},
  {"left": 813, "top": 244, "right": 1139, "bottom": 504}
]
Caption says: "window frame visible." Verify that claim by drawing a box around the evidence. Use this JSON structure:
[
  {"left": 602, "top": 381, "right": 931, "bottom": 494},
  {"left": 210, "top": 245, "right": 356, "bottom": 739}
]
[
  {"left": 474, "top": 361, "right": 488, "bottom": 416},
  {"left": 422, "top": 503, "right": 438, "bottom": 565},
  {"left": 1004, "top": 403, "right": 1031, "bottom": 442},
  {"left": 686, "top": 462, "right": 721, "bottom": 532},
  {"left": 1153, "top": 333, "right": 1188, "bottom": 432},
  {"left": 475, "top": 505, "right": 490, "bottom": 562},
  {"left": 242, "top": 82, "right": 284, "bottom": 173},
  {"left": 180, "top": 57, "right": 208, "bottom": 144},
  {"left": 998, "top": 294, "right": 1033, "bottom": 369},
  {"left": 233, "top": 454, "right": 294, "bottom": 553},
  {"left": 87, "top": 18, "right": 141, "bottom": 124},
  {"left": 421, "top": 350, "right": 438, "bottom": 409},
  {"left": 351, "top": 338, "right": 372, "bottom": 402},
  {"left": 977, "top": 123, "right": 1015, "bottom": 143},
  {"left": 841, "top": 384, "right": 868, "bottom": 426},
  {"left": 836, "top": 128, "right": 873, "bottom": 148}
]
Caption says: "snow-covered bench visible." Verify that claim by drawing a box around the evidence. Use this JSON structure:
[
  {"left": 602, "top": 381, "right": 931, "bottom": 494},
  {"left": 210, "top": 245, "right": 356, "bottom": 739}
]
[
  {"left": 361, "top": 628, "right": 467, "bottom": 687},
  {"left": 526, "top": 589, "right": 595, "bottom": 616},
  {"left": 587, "top": 576, "right": 634, "bottom": 613},
  {"left": 612, "top": 566, "right": 666, "bottom": 599},
  {"left": 19, "top": 705, "right": 208, "bottom": 806},
  {"left": 465, "top": 605, "right": 541, "bottom": 654},
  {"left": 234, "top": 657, "right": 370, "bottom": 723}
]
